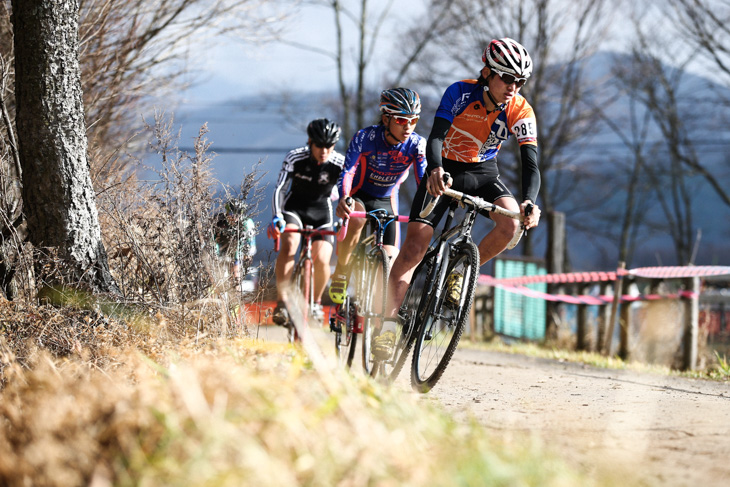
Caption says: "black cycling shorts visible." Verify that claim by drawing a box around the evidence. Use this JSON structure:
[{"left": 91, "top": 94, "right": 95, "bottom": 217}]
[
  {"left": 410, "top": 159, "right": 514, "bottom": 228},
  {"left": 352, "top": 191, "right": 400, "bottom": 246},
  {"left": 283, "top": 199, "right": 335, "bottom": 245}
]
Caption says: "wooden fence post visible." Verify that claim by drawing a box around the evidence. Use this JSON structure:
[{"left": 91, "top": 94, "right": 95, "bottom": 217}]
[
  {"left": 597, "top": 282, "right": 612, "bottom": 352},
  {"left": 682, "top": 277, "right": 699, "bottom": 371},
  {"left": 603, "top": 261, "right": 625, "bottom": 355},
  {"left": 619, "top": 288, "right": 631, "bottom": 360},
  {"left": 546, "top": 211, "right": 565, "bottom": 341},
  {"left": 576, "top": 284, "right": 590, "bottom": 351}
]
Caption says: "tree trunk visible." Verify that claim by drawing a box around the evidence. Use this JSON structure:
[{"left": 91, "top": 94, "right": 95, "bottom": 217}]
[{"left": 12, "top": 0, "right": 118, "bottom": 295}]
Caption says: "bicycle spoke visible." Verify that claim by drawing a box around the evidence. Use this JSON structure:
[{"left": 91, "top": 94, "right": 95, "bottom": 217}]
[
  {"left": 382, "top": 254, "right": 435, "bottom": 382},
  {"left": 364, "top": 247, "right": 389, "bottom": 377},
  {"left": 411, "top": 242, "right": 479, "bottom": 393}
]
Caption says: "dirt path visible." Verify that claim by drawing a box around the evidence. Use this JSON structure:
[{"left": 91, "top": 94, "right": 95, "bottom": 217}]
[
  {"left": 417, "top": 348, "right": 730, "bottom": 487},
  {"left": 257, "top": 324, "right": 730, "bottom": 486}
]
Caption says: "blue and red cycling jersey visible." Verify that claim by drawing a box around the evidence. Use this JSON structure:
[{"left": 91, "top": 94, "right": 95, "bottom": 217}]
[
  {"left": 437, "top": 79, "right": 537, "bottom": 163},
  {"left": 337, "top": 124, "right": 427, "bottom": 206}
]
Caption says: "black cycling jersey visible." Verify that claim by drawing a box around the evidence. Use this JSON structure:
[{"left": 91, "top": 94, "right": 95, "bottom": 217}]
[{"left": 272, "top": 145, "right": 345, "bottom": 220}]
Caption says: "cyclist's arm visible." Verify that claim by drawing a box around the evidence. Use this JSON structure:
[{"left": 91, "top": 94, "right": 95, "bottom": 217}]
[
  {"left": 413, "top": 136, "right": 427, "bottom": 185},
  {"left": 425, "top": 116, "right": 451, "bottom": 172},
  {"left": 425, "top": 116, "right": 452, "bottom": 195},
  {"left": 519, "top": 144, "right": 540, "bottom": 204},
  {"left": 337, "top": 132, "right": 362, "bottom": 200},
  {"left": 519, "top": 143, "right": 541, "bottom": 229},
  {"left": 272, "top": 158, "right": 293, "bottom": 219}
]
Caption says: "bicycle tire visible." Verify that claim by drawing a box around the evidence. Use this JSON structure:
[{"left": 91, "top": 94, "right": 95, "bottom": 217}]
[
  {"left": 335, "top": 294, "right": 358, "bottom": 367},
  {"left": 290, "top": 254, "right": 313, "bottom": 343},
  {"left": 362, "top": 246, "right": 390, "bottom": 377},
  {"left": 411, "top": 242, "right": 479, "bottom": 393},
  {"left": 381, "top": 252, "right": 436, "bottom": 382}
]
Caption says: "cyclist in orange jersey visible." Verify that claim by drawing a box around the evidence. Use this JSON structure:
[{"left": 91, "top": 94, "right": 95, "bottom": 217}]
[{"left": 374, "top": 38, "right": 543, "bottom": 359}]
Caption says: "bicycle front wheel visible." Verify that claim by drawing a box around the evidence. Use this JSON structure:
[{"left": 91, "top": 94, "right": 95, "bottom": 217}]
[
  {"left": 362, "top": 246, "right": 390, "bottom": 377},
  {"left": 411, "top": 242, "right": 479, "bottom": 393},
  {"left": 381, "top": 252, "right": 436, "bottom": 382},
  {"left": 289, "top": 258, "right": 311, "bottom": 343},
  {"left": 335, "top": 295, "right": 358, "bottom": 368},
  {"left": 292, "top": 255, "right": 313, "bottom": 319}
]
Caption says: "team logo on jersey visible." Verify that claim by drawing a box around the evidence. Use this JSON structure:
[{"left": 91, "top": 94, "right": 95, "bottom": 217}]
[
  {"left": 478, "top": 132, "right": 501, "bottom": 158},
  {"left": 318, "top": 172, "right": 330, "bottom": 184}
]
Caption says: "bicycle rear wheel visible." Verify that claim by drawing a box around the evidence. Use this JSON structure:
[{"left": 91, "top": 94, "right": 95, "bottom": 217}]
[
  {"left": 381, "top": 252, "right": 436, "bottom": 382},
  {"left": 362, "top": 246, "right": 390, "bottom": 377},
  {"left": 411, "top": 242, "right": 479, "bottom": 393}
]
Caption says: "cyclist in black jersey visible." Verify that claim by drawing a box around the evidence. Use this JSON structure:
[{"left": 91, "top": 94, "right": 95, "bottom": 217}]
[
  {"left": 376, "top": 38, "right": 543, "bottom": 359},
  {"left": 268, "top": 119, "right": 345, "bottom": 324}
]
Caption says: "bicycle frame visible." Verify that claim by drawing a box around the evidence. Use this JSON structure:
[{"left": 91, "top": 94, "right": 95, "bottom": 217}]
[
  {"left": 400, "top": 174, "right": 530, "bottom": 391},
  {"left": 348, "top": 209, "right": 409, "bottom": 328},
  {"left": 332, "top": 209, "right": 408, "bottom": 371},
  {"left": 273, "top": 225, "right": 338, "bottom": 342}
]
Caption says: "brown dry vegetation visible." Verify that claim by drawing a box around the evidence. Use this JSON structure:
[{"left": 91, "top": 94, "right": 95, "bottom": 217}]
[{"left": 0, "top": 296, "right": 631, "bottom": 487}]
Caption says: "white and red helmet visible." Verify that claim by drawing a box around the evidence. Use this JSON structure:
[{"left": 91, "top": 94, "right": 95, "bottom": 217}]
[{"left": 482, "top": 37, "right": 533, "bottom": 78}]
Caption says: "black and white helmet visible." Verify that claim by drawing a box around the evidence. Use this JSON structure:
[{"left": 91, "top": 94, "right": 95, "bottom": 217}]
[
  {"left": 307, "top": 118, "right": 341, "bottom": 147},
  {"left": 482, "top": 37, "right": 533, "bottom": 78}
]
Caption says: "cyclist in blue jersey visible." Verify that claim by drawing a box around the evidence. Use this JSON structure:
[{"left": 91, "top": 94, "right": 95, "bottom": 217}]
[
  {"left": 376, "top": 38, "right": 543, "bottom": 358},
  {"left": 328, "top": 88, "right": 427, "bottom": 305},
  {"left": 268, "top": 119, "right": 345, "bottom": 325}
]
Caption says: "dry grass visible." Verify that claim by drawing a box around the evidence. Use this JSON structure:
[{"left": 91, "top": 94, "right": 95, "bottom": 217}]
[{"left": 0, "top": 300, "right": 625, "bottom": 487}]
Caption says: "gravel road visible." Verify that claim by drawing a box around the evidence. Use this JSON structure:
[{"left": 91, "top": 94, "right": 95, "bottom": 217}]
[
  {"left": 422, "top": 348, "right": 730, "bottom": 487},
  {"left": 256, "top": 323, "right": 730, "bottom": 486}
]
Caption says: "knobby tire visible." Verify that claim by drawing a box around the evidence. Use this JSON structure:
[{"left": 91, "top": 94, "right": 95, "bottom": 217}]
[
  {"left": 363, "top": 246, "right": 390, "bottom": 377},
  {"left": 335, "top": 294, "right": 358, "bottom": 367},
  {"left": 383, "top": 253, "right": 436, "bottom": 382},
  {"left": 411, "top": 242, "right": 479, "bottom": 393}
]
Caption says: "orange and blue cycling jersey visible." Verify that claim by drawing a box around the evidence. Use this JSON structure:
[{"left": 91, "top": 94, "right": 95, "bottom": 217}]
[
  {"left": 437, "top": 79, "right": 537, "bottom": 163},
  {"left": 338, "top": 124, "right": 427, "bottom": 202}
]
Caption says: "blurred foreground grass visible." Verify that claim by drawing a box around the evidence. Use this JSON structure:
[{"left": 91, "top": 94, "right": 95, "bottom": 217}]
[{"left": 0, "top": 301, "right": 631, "bottom": 487}]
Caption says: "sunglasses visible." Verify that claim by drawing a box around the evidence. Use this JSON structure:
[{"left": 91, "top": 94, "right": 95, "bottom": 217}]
[
  {"left": 492, "top": 68, "right": 528, "bottom": 88},
  {"left": 391, "top": 115, "right": 419, "bottom": 126},
  {"left": 312, "top": 143, "right": 335, "bottom": 149}
]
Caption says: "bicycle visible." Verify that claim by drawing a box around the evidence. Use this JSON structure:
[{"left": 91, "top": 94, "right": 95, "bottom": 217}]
[
  {"left": 329, "top": 206, "right": 408, "bottom": 372},
  {"left": 272, "top": 225, "right": 339, "bottom": 343},
  {"left": 383, "top": 173, "right": 531, "bottom": 392}
]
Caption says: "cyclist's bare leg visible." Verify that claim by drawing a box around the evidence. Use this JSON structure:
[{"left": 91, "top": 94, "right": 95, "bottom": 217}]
[
  {"left": 311, "top": 239, "right": 334, "bottom": 302},
  {"left": 383, "top": 244, "right": 398, "bottom": 260},
  {"left": 385, "top": 221, "right": 433, "bottom": 318},
  {"left": 476, "top": 196, "right": 520, "bottom": 265},
  {"left": 274, "top": 226, "right": 301, "bottom": 301},
  {"left": 332, "top": 200, "right": 366, "bottom": 276}
]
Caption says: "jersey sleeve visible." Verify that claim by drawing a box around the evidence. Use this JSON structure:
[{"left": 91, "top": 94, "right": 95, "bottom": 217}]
[
  {"left": 434, "top": 82, "right": 465, "bottom": 123},
  {"left": 507, "top": 97, "right": 538, "bottom": 146},
  {"left": 338, "top": 130, "right": 364, "bottom": 199},
  {"left": 272, "top": 152, "right": 295, "bottom": 218},
  {"left": 414, "top": 136, "right": 427, "bottom": 184}
]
